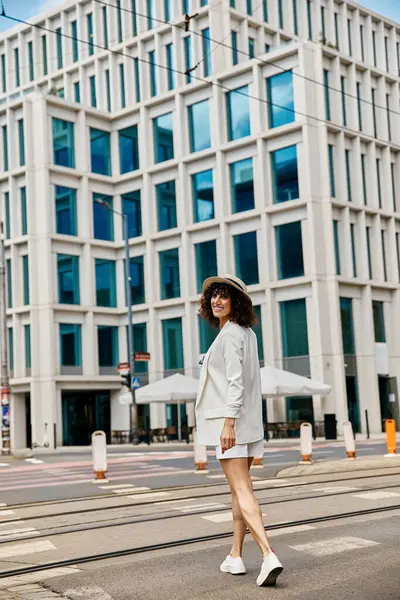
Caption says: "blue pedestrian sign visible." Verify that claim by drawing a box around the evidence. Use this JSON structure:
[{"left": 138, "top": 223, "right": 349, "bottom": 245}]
[{"left": 131, "top": 377, "right": 141, "bottom": 390}]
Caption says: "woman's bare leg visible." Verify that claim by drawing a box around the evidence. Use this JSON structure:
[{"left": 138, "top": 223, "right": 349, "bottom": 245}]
[
  {"left": 221, "top": 457, "right": 271, "bottom": 558},
  {"left": 229, "top": 457, "right": 252, "bottom": 557}
]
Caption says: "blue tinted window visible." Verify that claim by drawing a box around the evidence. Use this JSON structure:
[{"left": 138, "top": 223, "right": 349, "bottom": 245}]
[
  {"left": 202, "top": 28, "right": 211, "bottom": 76},
  {"left": 149, "top": 50, "right": 157, "bottom": 97},
  {"left": 23, "top": 255, "right": 30, "bottom": 305},
  {"left": 271, "top": 145, "right": 299, "bottom": 203},
  {"left": 157, "top": 180, "right": 177, "bottom": 231},
  {"left": 14, "top": 48, "right": 20, "bottom": 88},
  {"left": 6, "top": 259, "right": 12, "bottom": 308},
  {"left": 8, "top": 328, "right": 13, "bottom": 371},
  {"left": 184, "top": 36, "right": 193, "bottom": 83},
  {"left": 134, "top": 58, "right": 141, "bottom": 102},
  {"left": 276, "top": 221, "right": 304, "bottom": 279},
  {"left": 192, "top": 169, "right": 214, "bottom": 223},
  {"left": 160, "top": 248, "right": 180, "bottom": 299},
  {"left": 195, "top": 240, "right": 217, "bottom": 293},
  {"left": 90, "top": 75, "right": 97, "bottom": 107},
  {"left": 162, "top": 318, "right": 183, "bottom": 370},
  {"left": 74, "top": 82, "right": 81, "bottom": 103},
  {"left": 153, "top": 113, "right": 174, "bottom": 163},
  {"left": 57, "top": 254, "right": 80, "bottom": 304},
  {"left": 122, "top": 191, "right": 142, "bottom": 238},
  {"left": 166, "top": 44, "right": 175, "bottom": 90},
  {"left": 18, "top": 120, "right": 25, "bottom": 167},
  {"left": 129, "top": 256, "right": 145, "bottom": 305},
  {"left": 227, "top": 86, "right": 250, "bottom": 141},
  {"left": 56, "top": 28, "right": 63, "bottom": 68},
  {"left": 95, "top": 259, "right": 116, "bottom": 307},
  {"left": 28, "top": 41, "right": 34, "bottom": 81},
  {"left": 280, "top": 298, "right": 309, "bottom": 357},
  {"left": 132, "top": 322, "right": 148, "bottom": 373},
  {"left": 117, "top": 0, "right": 123, "bottom": 42},
  {"left": 72, "top": 20, "right": 79, "bottom": 61},
  {"left": 60, "top": 324, "right": 82, "bottom": 367},
  {"left": 105, "top": 70, "right": 111, "bottom": 111},
  {"left": 198, "top": 316, "right": 218, "bottom": 354},
  {"left": 93, "top": 194, "right": 114, "bottom": 241},
  {"left": 232, "top": 31, "right": 238, "bottom": 65},
  {"left": 25, "top": 325, "right": 31, "bottom": 370},
  {"left": 1, "top": 54, "right": 6, "bottom": 92},
  {"left": 21, "top": 187, "right": 27, "bottom": 235},
  {"left": 248, "top": 38, "right": 255, "bottom": 58},
  {"left": 55, "top": 186, "right": 77, "bottom": 236},
  {"left": 340, "top": 297, "right": 355, "bottom": 354},
  {"left": 253, "top": 305, "right": 264, "bottom": 361},
  {"left": 90, "top": 128, "right": 111, "bottom": 175},
  {"left": 230, "top": 158, "right": 254, "bottom": 213},
  {"left": 119, "top": 64, "right": 126, "bottom": 108},
  {"left": 42, "top": 36, "right": 48, "bottom": 76},
  {"left": 103, "top": 6, "right": 109, "bottom": 47},
  {"left": 234, "top": 231, "right": 259, "bottom": 284},
  {"left": 4, "top": 192, "right": 10, "bottom": 239},
  {"left": 267, "top": 70, "right": 294, "bottom": 128},
  {"left": 52, "top": 119, "right": 75, "bottom": 168},
  {"left": 2, "top": 125, "right": 8, "bottom": 171},
  {"left": 98, "top": 326, "right": 119, "bottom": 367},
  {"left": 119, "top": 126, "right": 139, "bottom": 174},
  {"left": 188, "top": 99, "right": 211, "bottom": 153}
]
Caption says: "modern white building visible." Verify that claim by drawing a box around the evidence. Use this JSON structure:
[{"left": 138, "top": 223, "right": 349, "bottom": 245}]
[{"left": 0, "top": 0, "right": 399, "bottom": 448}]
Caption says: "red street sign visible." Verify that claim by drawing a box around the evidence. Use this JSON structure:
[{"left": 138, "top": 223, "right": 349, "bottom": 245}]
[
  {"left": 134, "top": 352, "right": 151, "bottom": 362},
  {"left": 117, "top": 362, "right": 130, "bottom": 371}
]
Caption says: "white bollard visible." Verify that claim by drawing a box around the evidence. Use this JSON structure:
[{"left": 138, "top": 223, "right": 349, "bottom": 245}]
[
  {"left": 343, "top": 420, "right": 356, "bottom": 459},
  {"left": 300, "top": 422, "right": 313, "bottom": 463},
  {"left": 92, "top": 430, "right": 108, "bottom": 483},
  {"left": 193, "top": 429, "right": 208, "bottom": 474}
]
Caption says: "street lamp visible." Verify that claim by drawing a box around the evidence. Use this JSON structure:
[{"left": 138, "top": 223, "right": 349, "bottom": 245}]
[{"left": 94, "top": 198, "right": 137, "bottom": 443}]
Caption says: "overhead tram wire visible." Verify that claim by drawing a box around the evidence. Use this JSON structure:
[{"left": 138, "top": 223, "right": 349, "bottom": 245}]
[
  {"left": 1, "top": 12, "right": 400, "bottom": 153},
  {"left": 91, "top": 0, "right": 400, "bottom": 121}
]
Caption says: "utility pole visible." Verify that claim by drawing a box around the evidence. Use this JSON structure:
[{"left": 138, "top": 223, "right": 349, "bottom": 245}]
[
  {"left": 0, "top": 223, "right": 10, "bottom": 455},
  {"left": 95, "top": 199, "right": 137, "bottom": 444}
]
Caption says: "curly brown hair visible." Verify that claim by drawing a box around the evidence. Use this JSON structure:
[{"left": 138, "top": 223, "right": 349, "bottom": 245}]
[{"left": 199, "top": 282, "right": 257, "bottom": 328}]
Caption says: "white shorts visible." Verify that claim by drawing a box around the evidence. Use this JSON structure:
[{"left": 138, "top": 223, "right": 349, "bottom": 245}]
[{"left": 215, "top": 439, "right": 264, "bottom": 460}]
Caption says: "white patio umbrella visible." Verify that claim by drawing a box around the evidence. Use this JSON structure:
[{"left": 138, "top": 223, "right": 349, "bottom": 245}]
[
  {"left": 135, "top": 373, "right": 199, "bottom": 441},
  {"left": 261, "top": 365, "right": 332, "bottom": 397}
]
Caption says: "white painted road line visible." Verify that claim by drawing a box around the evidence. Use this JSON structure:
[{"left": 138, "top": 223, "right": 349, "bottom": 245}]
[
  {"left": 253, "top": 479, "right": 288, "bottom": 486},
  {"left": 353, "top": 491, "right": 400, "bottom": 500},
  {"left": 313, "top": 486, "right": 360, "bottom": 493},
  {"left": 98, "top": 484, "right": 137, "bottom": 489},
  {"left": 0, "top": 463, "right": 10, "bottom": 467},
  {"left": 268, "top": 524, "right": 315, "bottom": 537},
  {"left": 176, "top": 503, "right": 228, "bottom": 513},
  {"left": 290, "top": 536, "right": 379, "bottom": 556},
  {"left": 0, "top": 527, "right": 39, "bottom": 538},
  {"left": 114, "top": 487, "right": 150, "bottom": 494},
  {"left": 127, "top": 492, "right": 171, "bottom": 501},
  {"left": 203, "top": 511, "right": 266, "bottom": 523},
  {"left": 206, "top": 475, "right": 227, "bottom": 480},
  {"left": 0, "top": 510, "right": 15, "bottom": 517},
  {"left": 0, "top": 540, "right": 56, "bottom": 559}
]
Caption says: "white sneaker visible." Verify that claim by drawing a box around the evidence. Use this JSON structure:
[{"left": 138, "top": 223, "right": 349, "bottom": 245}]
[
  {"left": 256, "top": 551, "right": 283, "bottom": 586},
  {"left": 220, "top": 555, "right": 246, "bottom": 575}
]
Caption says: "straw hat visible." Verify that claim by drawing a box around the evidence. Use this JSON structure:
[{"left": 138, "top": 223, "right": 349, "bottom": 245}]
[{"left": 201, "top": 274, "right": 251, "bottom": 301}]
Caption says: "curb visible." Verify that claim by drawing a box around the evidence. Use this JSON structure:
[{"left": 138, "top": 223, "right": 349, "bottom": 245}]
[{"left": 276, "top": 455, "right": 400, "bottom": 478}]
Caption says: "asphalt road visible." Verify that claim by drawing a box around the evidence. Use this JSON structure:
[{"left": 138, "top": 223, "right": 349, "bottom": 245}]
[
  {"left": 0, "top": 441, "right": 391, "bottom": 504},
  {"left": 1, "top": 469, "right": 399, "bottom": 600}
]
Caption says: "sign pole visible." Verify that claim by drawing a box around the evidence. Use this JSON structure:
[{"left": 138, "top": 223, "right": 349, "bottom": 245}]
[
  {"left": 123, "top": 216, "right": 137, "bottom": 444},
  {"left": 0, "top": 223, "right": 10, "bottom": 455}
]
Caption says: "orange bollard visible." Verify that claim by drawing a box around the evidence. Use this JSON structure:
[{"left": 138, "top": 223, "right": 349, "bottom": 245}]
[
  {"left": 252, "top": 457, "right": 263, "bottom": 468},
  {"left": 385, "top": 419, "right": 397, "bottom": 457}
]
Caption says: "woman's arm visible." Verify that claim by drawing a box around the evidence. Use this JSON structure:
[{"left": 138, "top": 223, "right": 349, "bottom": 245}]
[{"left": 220, "top": 329, "right": 244, "bottom": 452}]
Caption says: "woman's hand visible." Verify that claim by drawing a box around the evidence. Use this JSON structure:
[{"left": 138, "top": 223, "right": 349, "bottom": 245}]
[{"left": 220, "top": 418, "right": 236, "bottom": 454}]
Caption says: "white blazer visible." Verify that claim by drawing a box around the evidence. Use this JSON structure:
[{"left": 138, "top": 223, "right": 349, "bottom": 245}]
[{"left": 195, "top": 320, "right": 264, "bottom": 446}]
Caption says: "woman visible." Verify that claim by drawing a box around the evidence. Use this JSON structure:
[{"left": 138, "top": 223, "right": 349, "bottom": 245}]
[{"left": 195, "top": 274, "right": 283, "bottom": 587}]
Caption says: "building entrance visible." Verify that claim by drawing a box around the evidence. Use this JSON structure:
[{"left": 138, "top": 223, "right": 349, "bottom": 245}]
[
  {"left": 378, "top": 376, "right": 399, "bottom": 432},
  {"left": 62, "top": 391, "right": 110, "bottom": 446}
]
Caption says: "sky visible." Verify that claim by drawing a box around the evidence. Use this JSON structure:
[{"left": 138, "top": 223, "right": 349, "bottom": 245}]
[{"left": 0, "top": 0, "right": 399, "bottom": 33}]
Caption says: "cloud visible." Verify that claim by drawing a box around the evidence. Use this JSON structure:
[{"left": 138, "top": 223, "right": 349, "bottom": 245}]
[{"left": 37, "top": 0, "right": 66, "bottom": 13}]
